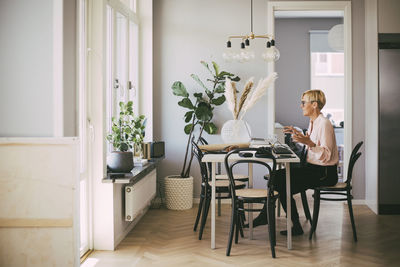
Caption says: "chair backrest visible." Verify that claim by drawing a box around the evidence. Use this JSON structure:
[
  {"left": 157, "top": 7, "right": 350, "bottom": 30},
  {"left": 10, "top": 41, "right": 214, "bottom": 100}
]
[
  {"left": 224, "top": 148, "right": 276, "bottom": 199},
  {"left": 191, "top": 137, "right": 210, "bottom": 186},
  {"left": 345, "top": 141, "right": 363, "bottom": 186},
  {"left": 198, "top": 137, "right": 208, "bottom": 145}
]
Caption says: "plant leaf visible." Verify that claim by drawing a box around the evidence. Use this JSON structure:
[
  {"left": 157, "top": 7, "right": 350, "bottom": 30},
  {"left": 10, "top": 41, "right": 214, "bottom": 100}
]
[
  {"left": 214, "top": 84, "right": 225, "bottom": 93},
  {"left": 172, "top": 81, "right": 189, "bottom": 97},
  {"left": 193, "top": 92, "right": 203, "bottom": 101},
  {"left": 231, "top": 76, "right": 240, "bottom": 82},
  {"left": 201, "top": 61, "right": 213, "bottom": 75},
  {"left": 190, "top": 74, "right": 208, "bottom": 91},
  {"left": 120, "top": 143, "right": 129, "bottom": 152},
  {"left": 184, "top": 111, "right": 193, "bottom": 123},
  {"left": 195, "top": 102, "right": 212, "bottom": 121},
  {"left": 211, "top": 95, "right": 226, "bottom": 105},
  {"left": 184, "top": 123, "right": 193, "bottom": 134},
  {"left": 212, "top": 61, "right": 219, "bottom": 76},
  {"left": 178, "top": 98, "right": 194, "bottom": 109},
  {"left": 218, "top": 71, "right": 234, "bottom": 78},
  {"left": 204, "top": 122, "right": 218, "bottom": 134}
]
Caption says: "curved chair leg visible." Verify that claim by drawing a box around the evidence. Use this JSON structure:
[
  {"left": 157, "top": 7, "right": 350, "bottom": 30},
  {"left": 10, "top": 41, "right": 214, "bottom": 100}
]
[
  {"left": 235, "top": 211, "right": 240, "bottom": 244},
  {"left": 226, "top": 201, "right": 237, "bottom": 256},
  {"left": 277, "top": 199, "right": 281, "bottom": 217},
  {"left": 194, "top": 192, "right": 205, "bottom": 231},
  {"left": 347, "top": 190, "right": 358, "bottom": 242},
  {"left": 198, "top": 197, "right": 210, "bottom": 240},
  {"left": 267, "top": 199, "right": 276, "bottom": 258},
  {"left": 301, "top": 190, "right": 312, "bottom": 223},
  {"left": 309, "top": 189, "right": 321, "bottom": 240},
  {"left": 238, "top": 201, "right": 244, "bottom": 238}
]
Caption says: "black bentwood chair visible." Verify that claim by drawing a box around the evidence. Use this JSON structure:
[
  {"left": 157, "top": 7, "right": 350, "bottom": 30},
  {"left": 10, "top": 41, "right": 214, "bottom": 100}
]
[
  {"left": 265, "top": 142, "right": 312, "bottom": 224},
  {"left": 309, "top": 141, "right": 363, "bottom": 242},
  {"left": 225, "top": 148, "right": 279, "bottom": 258},
  {"left": 192, "top": 139, "right": 246, "bottom": 240}
]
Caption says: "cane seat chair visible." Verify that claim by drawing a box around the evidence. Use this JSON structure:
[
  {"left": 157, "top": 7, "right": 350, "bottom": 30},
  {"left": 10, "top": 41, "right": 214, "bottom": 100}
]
[
  {"left": 309, "top": 141, "right": 363, "bottom": 242},
  {"left": 224, "top": 148, "right": 279, "bottom": 258},
  {"left": 192, "top": 139, "right": 246, "bottom": 240}
]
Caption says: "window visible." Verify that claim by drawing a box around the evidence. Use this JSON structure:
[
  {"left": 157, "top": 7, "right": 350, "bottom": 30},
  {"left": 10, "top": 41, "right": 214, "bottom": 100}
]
[
  {"left": 106, "top": 1, "right": 140, "bottom": 153},
  {"left": 313, "top": 52, "right": 344, "bottom": 76},
  {"left": 310, "top": 31, "right": 345, "bottom": 128},
  {"left": 78, "top": 0, "right": 90, "bottom": 257}
]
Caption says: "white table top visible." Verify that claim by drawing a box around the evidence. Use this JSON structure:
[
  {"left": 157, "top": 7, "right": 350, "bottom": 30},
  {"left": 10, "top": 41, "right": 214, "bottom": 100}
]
[{"left": 202, "top": 152, "right": 300, "bottom": 163}]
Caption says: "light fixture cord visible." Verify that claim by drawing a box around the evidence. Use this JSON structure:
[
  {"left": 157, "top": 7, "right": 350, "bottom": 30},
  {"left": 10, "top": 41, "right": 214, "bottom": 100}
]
[{"left": 250, "top": 0, "right": 253, "bottom": 33}]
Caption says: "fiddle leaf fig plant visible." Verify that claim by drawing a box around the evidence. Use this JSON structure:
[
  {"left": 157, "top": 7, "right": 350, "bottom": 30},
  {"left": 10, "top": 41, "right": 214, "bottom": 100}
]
[
  {"left": 172, "top": 60, "right": 240, "bottom": 178},
  {"left": 106, "top": 101, "right": 146, "bottom": 152}
]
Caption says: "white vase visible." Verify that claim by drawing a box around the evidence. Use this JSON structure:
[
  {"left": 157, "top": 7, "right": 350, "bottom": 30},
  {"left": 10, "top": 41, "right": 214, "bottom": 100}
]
[{"left": 221, "top": 119, "right": 252, "bottom": 144}]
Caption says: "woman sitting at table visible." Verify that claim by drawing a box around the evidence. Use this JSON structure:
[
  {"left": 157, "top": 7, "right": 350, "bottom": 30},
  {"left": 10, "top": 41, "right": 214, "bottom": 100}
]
[{"left": 251, "top": 89, "right": 339, "bottom": 236}]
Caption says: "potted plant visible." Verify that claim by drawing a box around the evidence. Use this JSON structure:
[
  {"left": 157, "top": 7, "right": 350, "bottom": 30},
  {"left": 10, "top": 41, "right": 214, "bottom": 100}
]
[
  {"left": 106, "top": 101, "right": 145, "bottom": 173},
  {"left": 132, "top": 115, "right": 147, "bottom": 158},
  {"left": 163, "top": 61, "right": 240, "bottom": 210}
]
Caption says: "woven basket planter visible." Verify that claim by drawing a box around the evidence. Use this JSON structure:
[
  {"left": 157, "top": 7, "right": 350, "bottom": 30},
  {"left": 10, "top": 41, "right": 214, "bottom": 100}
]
[{"left": 164, "top": 175, "right": 193, "bottom": 210}]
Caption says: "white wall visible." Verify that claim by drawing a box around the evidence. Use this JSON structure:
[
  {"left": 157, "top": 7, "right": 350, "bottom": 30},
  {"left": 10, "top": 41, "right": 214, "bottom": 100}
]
[
  {"left": 154, "top": 0, "right": 273, "bottom": 196},
  {"left": 0, "top": 0, "right": 54, "bottom": 137}
]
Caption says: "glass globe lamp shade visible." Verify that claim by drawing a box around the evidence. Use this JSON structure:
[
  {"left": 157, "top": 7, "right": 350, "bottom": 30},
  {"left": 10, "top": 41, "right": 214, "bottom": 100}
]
[
  {"left": 222, "top": 48, "right": 235, "bottom": 62},
  {"left": 262, "top": 41, "right": 280, "bottom": 62},
  {"left": 328, "top": 24, "right": 344, "bottom": 52}
]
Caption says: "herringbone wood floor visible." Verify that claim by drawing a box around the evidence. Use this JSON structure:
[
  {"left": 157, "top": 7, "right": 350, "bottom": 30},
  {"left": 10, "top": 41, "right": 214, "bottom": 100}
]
[{"left": 83, "top": 197, "right": 400, "bottom": 267}]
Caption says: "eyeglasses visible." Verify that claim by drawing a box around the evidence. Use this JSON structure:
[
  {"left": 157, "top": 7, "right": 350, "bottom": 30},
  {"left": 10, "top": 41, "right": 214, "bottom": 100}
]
[{"left": 301, "top": 100, "right": 316, "bottom": 106}]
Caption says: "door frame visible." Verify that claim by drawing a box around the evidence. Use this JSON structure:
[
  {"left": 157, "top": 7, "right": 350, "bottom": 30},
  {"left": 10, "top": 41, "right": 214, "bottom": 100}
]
[{"left": 266, "top": 1, "right": 352, "bottom": 178}]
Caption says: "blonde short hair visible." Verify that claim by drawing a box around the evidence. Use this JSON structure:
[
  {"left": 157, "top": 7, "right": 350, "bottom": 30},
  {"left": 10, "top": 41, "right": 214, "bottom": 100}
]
[{"left": 302, "top": 89, "right": 326, "bottom": 110}]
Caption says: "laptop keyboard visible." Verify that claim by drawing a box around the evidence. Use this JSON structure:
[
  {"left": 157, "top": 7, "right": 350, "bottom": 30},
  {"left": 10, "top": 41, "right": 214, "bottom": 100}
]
[{"left": 273, "top": 145, "right": 293, "bottom": 154}]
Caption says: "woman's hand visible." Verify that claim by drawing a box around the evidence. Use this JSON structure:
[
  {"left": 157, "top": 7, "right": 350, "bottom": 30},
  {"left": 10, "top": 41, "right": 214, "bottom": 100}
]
[
  {"left": 292, "top": 131, "right": 315, "bottom": 147},
  {"left": 283, "top": 125, "right": 301, "bottom": 135}
]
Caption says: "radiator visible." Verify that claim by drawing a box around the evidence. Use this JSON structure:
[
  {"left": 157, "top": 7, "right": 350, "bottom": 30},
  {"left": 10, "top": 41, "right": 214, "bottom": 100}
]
[{"left": 125, "top": 169, "right": 157, "bottom": 221}]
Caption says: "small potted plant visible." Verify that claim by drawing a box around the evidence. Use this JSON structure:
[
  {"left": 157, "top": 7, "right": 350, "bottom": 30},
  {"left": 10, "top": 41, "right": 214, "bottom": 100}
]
[
  {"left": 106, "top": 101, "right": 145, "bottom": 173},
  {"left": 163, "top": 61, "right": 239, "bottom": 210}
]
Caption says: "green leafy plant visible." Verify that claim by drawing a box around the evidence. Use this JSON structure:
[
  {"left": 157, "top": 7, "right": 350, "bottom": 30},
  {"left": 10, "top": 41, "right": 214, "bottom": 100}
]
[
  {"left": 172, "top": 61, "right": 240, "bottom": 178},
  {"left": 106, "top": 101, "right": 146, "bottom": 152}
]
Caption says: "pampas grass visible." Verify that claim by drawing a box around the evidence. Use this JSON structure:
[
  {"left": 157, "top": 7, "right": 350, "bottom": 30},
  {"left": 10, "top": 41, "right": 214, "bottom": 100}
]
[{"left": 225, "top": 72, "right": 278, "bottom": 120}]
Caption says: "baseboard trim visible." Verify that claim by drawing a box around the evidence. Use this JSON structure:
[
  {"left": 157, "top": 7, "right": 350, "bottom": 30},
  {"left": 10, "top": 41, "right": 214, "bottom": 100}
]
[{"left": 347, "top": 199, "right": 366, "bottom": 205}]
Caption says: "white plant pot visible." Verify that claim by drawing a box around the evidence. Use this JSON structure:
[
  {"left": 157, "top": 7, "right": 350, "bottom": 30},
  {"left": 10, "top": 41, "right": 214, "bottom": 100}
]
[{"left": 164, "top": 175, "right": 193, "bottom": 210}]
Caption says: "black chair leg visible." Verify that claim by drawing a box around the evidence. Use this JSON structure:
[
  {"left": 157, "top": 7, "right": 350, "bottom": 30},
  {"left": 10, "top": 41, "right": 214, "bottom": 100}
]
[
  {"left": 267, "top": 199, "right": 276, "bottom": 258},
  {"left": 301, "top": 190, "right": 312, "bottom": 223},
  {"left": 309, "top": 189, "right": 321, "bottom": 240},
  {"left": 199, "top": 196, "right": 210, "bottom": 240},
  {"left": 239, "top": 201, "right": 246, "bottom": 223},
  {"left": 235, "top": 211, "right": 240, "bottom": 244},
  {"left": 194, "top": 193, "right": 204, "bottom": 231},
  {"left": 226, "top": 201, "right": 236, "bottom": 256},
  {"left": 347, "top": 191, "right": 358, "bottom": 242},
  {"left": 238, "top": 204, "right": 244, "bottom": 238}
]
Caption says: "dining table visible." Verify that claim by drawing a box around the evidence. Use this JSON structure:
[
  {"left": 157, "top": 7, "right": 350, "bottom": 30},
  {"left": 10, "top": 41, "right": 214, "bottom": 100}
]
[{"left": 201, "top": 146, "right": 300, "bottom": 250}]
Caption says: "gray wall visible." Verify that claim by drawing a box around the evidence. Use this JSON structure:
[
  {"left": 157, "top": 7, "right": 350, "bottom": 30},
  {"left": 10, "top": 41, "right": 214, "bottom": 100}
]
[
  {"left": 0, "top": 0, "right": 54, "bottom": 137},
  {"left": 275, "top": 18, "right": 342, "bottom": 130},
  {"left": 154, "top": 0, "right": 366, "bottom": 200}
]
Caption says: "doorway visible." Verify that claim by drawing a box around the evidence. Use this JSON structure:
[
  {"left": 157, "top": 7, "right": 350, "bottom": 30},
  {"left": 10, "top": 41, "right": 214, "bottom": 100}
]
[{"left": 267, "top": 1, "right": 352, "bottom": 178}]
